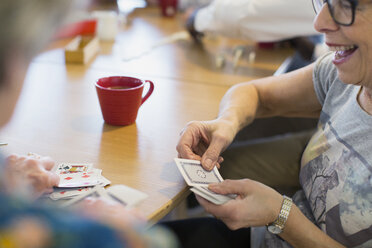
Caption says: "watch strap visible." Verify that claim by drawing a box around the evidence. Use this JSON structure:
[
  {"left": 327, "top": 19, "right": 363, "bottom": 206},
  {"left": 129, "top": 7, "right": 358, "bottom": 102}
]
[{"left": 268, "top": 195, "right": 293, "bottom": 233}]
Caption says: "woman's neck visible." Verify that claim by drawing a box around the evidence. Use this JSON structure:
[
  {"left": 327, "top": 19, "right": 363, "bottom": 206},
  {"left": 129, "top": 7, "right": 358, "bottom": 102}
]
[{"left": 358, "top": 86, "right": 372, "bottom": 115}]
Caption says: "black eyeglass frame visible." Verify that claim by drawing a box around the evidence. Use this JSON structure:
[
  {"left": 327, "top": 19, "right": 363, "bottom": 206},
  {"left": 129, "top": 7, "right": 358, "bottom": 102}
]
[{"left": 312, "top": 0, "right": 359, "bottom": 26}]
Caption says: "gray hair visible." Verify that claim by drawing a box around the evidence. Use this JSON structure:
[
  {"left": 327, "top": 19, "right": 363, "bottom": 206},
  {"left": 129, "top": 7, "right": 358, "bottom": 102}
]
[{"left": 0, "top": 0, "right": 74, "bottom": 84}]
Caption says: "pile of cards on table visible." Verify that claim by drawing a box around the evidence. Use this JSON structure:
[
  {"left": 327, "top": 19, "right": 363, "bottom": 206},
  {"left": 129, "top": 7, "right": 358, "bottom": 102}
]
[
  {"left": 49, "top": 163, "right": 111, "bottom": 201},
  {"left": 175, "top": 158, "right": 236, "bottom": 205},
  {"left": 58, "top": 184, "right": 148, "bottom": 208}
]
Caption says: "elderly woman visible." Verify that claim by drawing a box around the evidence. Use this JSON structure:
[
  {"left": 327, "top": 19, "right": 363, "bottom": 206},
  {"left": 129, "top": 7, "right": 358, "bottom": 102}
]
[{"left": 170, "top": 0, "right": 372, "bottom": 247}]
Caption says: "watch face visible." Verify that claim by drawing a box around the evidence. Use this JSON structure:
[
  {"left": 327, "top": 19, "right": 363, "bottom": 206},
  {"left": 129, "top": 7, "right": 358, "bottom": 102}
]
[{"left": 268, "top": 225, "right": 282, "bottom": 234}]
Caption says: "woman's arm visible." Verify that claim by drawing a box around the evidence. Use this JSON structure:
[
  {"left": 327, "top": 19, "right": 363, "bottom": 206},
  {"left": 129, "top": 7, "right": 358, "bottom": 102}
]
[
  {"left": 218, "top": 63, "right": 322, "bottom": 135},
  {"left": 281, "top": 204, "right": 345, "bottom": 248},
  {"left": 177, "top": 63, "right": 321, "bottom": 170}
]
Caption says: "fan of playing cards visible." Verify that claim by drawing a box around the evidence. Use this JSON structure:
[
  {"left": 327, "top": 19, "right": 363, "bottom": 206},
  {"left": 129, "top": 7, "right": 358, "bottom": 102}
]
[
  {"left": 49, "top": 163, "right": 111, "bottom": 201},
  {"left": 48, "top": 163, "right": 148, "bottom": 208},
  {"left": 175, "top": 158, "right": 236, "bottom": 205}
]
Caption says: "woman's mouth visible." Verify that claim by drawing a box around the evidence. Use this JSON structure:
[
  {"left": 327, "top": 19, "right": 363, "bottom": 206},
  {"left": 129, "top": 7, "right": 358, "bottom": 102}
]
[{"left": 328, "top": 44, "right": 358, "bottom": 65}]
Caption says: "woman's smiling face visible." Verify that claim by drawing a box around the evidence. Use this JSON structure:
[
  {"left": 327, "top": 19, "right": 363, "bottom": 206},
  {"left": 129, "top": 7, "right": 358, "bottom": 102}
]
[{"left": 314, "top": 1, "right": 372, "bottom": 87}]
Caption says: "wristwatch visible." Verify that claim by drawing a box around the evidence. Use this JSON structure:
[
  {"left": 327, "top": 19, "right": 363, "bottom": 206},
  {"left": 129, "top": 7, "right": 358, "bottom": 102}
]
[{"left": 267, "top": 195, "right": 293, "bottom": 234}]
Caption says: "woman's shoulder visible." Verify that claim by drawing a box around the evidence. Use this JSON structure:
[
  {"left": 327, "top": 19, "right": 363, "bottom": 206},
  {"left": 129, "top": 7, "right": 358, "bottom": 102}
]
[
  {"left": 314, "top": 52, "right": 338, "bottom": 83},
  {"left": 312, "top": 52, "right": 356, "bottom": 105}
]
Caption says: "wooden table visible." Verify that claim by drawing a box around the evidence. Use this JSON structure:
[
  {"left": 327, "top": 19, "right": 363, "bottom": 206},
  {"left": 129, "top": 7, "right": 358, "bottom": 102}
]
[
  {"left": 37, "top": 7, "right": 294, "bottom": 86},
  {"left": 0, "top": 7, "right": 293, "bottom": 222}
]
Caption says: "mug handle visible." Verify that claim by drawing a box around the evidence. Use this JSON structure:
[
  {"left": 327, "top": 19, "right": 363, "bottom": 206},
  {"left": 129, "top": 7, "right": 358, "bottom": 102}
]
[{"left": 141, "top": 80, "right": 154, "bottom": 105}]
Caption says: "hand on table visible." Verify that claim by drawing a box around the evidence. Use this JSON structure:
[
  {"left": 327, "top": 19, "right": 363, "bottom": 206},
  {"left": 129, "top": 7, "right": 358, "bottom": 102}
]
[
  {"left": 4, "top": 153, "right": 59, "bottom": 198},
  {"left": 176, "top": 119, "right": 236, "bottom": 170},
  {"left": 196, "top": 179, "right": 283, "bottom": 230}
]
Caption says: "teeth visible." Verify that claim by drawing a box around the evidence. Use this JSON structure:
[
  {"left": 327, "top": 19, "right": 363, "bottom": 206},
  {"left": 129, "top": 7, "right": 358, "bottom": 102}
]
[{"left": 329, "top": 45, "right": 356, "bottom": 52}]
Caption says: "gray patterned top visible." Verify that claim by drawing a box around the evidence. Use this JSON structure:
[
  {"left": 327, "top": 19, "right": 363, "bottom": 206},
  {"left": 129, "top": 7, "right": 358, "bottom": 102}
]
[{"left": 264, "top": 52, "right": 372, "bottom": 247}]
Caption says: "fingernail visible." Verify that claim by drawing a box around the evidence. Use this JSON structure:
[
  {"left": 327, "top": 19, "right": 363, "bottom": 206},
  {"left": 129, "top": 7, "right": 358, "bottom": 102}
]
[
  {"left": 205, "top": 159, "right": 213, "bottom": 170},
  {"left": 219, "top": 157, "right": 224, "bottom": 163}
]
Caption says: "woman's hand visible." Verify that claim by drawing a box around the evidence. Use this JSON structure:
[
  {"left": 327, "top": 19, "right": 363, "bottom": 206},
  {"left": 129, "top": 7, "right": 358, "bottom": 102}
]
[
  {"left": 196, "top": 179, "right": 283, "bottom": 229},
  {"left": 176, "top": 119, "right": 237, "bottom": 170}
]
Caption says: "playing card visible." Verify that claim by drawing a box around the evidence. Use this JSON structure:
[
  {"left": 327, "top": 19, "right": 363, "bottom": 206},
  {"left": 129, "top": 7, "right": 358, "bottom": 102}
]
[
  {"left": 98, "top": 175, "right": 111, "bottom": 187},
  {"left": 190, "top": 187, "right": 222, "bottom": 205},
  {"left": 50, "top": 173, "right": 110, "bottom": 200},
  {"left": 57, "top": 168, "right": 102, "bottom": 188},
  {"left": 55, "top": 163, "right": 93, "bottom": 175},
  {"left": 60, "top": 186, "right": 101, "bottom": 208},
  {"left": 59, "top": 184, "right": 148, "bottom": 208},
  {"left": 174, "top": 158, "right": 223, "bottom": 187},
  {"left": 50, "top": 187, "right": 92, "bottom": 200},
  {"left": 106, "top": 184, "right": 148, "bottom": 208},
  {"left": 50, "top": 161, "right": 112, "bottom": 200},
  {"left": 192, "top": 185, "right": 236, "bottom": 205}
]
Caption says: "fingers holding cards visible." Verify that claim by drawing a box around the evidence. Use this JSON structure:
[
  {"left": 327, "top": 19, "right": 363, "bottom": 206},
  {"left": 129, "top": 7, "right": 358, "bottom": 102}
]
[
  {"left": 192, "top": 186, "right": 235, "bottom": 205},
  {"left": 174, "top": 158, "right": 235, "bottom": 205},
  {"left": 175, "top": 158, "right": 223, "bottom": 187}
]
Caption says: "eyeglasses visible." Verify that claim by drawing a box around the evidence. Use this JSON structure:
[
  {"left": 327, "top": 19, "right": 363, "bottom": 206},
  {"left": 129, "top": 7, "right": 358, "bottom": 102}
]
[{"left": 312, "top": 0, "right": 358, "bottom": 26}]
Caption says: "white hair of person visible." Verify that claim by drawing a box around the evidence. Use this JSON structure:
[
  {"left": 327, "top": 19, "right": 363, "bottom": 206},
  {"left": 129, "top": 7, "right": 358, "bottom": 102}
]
[{"left": 0, "top": 0, "right": 76, "bottom": 83}]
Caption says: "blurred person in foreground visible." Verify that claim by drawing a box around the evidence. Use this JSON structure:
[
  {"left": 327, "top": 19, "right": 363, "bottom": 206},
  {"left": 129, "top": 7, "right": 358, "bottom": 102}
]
[
  {"left": 165, "top": 0, "right": 372, "bottom": 247},
  {"left": 0, "top": 1, "right": 177, "bottom": 247}
]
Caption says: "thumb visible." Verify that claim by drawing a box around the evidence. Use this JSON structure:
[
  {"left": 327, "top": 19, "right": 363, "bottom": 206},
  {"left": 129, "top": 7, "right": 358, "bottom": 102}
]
[
  {"left": 201, "top": 138, "right": 225, "bottom": 171},
  {"left": 209, "top": 179, "right": 247, "bottom": 195},
  {"left": 48, "top": 172, "right": 60, "bottom": 187}
]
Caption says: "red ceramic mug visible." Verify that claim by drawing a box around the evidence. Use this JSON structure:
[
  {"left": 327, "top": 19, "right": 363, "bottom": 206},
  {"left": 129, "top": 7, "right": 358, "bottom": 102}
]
[
  {"left": 159, "top": 0, "right": 178, "bottom": 17},
  {"left": 95, "top": 76, "right": 154, "bottom": 126}
]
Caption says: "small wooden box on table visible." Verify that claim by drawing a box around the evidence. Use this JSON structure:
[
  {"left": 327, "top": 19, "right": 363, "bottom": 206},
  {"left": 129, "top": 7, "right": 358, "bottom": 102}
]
[{"left": 64, "top": 36, "right": 99, "bottom": 64}]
